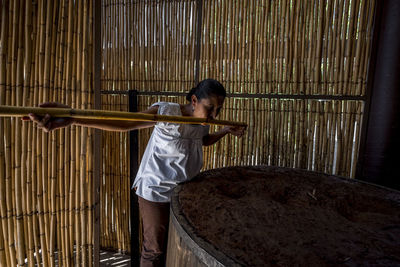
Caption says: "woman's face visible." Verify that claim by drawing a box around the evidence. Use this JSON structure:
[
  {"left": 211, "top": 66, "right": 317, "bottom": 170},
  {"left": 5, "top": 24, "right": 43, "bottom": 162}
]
[{"left": 192, "top": 94, "right": 225, "bottom": 120}]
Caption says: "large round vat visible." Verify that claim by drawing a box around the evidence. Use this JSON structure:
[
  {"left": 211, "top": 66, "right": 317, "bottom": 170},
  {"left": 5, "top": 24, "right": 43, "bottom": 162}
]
[{"left": 166, "top": 166, "right": 400, "bottom": 266}]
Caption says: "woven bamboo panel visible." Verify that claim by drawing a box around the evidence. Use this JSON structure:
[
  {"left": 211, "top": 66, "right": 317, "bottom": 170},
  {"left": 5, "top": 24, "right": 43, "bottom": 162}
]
[
  {"left": 100, "top": 0, "right": 375, "bottom": 257},
  {"left": 196, "top": 0, "right": 374, "bottom": 176},
  {"left": 100, "top": 94, "right": 130, "bottom": 253},
  {"left": 0, "top": 0, "right": 94, "bottom": 266},
  {"left": 102, "top": 0, "right": 199, "bottom": 93},
  {"left": 126, "top": 0, "right": 374, "bottom": 176},
  {"left": 198, "top": 0, "right": 374, "bottom": 96}
]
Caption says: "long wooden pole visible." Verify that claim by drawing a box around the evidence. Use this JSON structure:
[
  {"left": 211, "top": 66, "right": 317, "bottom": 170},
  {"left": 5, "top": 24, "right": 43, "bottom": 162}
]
[{"left": 0, "top": 105, "right": 248, "bottom": 127}]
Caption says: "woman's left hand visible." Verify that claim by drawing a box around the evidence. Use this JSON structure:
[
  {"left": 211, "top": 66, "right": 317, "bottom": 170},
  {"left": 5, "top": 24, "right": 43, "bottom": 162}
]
[{"left": 223, "top": 125, "right": 246, "bottom": 138}]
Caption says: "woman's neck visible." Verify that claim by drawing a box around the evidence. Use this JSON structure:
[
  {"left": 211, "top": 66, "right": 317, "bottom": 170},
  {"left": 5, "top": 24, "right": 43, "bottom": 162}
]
[{"left": 180, "top": 104, "right": 193, "bottom": 117}]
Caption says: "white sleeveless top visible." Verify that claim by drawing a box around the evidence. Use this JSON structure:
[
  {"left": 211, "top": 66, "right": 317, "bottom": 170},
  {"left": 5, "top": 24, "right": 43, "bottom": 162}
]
[{"left": 133, "top": 102, "right": 210, "bottom": 202}]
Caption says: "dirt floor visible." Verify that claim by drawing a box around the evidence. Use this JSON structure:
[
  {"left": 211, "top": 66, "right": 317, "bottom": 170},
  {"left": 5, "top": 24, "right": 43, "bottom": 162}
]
[{"left": 178, "top": 166, "right": 400, "bottom": 266}]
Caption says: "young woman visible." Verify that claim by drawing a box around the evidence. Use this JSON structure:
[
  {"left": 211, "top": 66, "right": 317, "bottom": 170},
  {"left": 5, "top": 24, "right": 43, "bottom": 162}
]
[{"left": 29, "top": 79, "right": 246, "bottom": 267}]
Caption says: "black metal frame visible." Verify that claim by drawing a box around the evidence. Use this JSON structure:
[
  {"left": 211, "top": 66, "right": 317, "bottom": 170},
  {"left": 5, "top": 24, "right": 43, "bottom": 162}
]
[{"left": 101, "top": 90, "right": 366, "bottom": 101}]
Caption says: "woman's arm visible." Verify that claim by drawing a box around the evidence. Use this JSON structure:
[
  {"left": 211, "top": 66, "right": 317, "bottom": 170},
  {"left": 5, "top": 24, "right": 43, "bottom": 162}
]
[
  {"left": 28, "top": 102, "right": 158, "bottom": 132},
  {"left": 202, "top": 126, "right": 246, "bottom": 146}
]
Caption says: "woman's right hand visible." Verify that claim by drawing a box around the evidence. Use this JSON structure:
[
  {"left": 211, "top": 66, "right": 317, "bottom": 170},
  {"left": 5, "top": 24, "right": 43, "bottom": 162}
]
[{"left": 27, "top": 102, "right": 74, "bottom": 132}]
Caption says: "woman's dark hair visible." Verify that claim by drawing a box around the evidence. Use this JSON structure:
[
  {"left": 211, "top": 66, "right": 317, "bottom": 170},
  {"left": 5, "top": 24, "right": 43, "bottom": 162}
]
[{"left": 186, "top": 79, "right": 226, "bottom": 102}]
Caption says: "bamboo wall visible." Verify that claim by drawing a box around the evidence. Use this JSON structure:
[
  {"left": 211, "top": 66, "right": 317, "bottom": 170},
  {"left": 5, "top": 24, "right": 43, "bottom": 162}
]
[
  {"left": 198, "top": 0, "right": 373, "bottom": 177},
  {"left": 102, "top": 0, "right": 375, "bottom": 255},
  {"left": 100, "top": 95, "right": 130, "bottom": 253},
  {"left": 0, "top": 0, "right": 95, "bottom": 266},
  {"left": 102, "top": 0, "right": 375, "bottom": 175},
  {"left": 0, "top": 0, "right": 376, "bottom": 265}
]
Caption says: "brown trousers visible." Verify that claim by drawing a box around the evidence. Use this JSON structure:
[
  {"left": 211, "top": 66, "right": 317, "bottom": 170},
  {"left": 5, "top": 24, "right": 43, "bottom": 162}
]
[{"left": 138, "top": 196, "right": 170, "bottom": 267}]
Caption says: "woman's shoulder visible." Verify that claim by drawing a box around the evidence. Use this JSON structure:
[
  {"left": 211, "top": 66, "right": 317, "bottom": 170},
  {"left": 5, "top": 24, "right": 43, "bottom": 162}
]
[
  {"left": 151, "top": 102, "right": 181, "bottom": 115},
  {"left": 150, "top": 101, "right": 179, "bottom": 108}
]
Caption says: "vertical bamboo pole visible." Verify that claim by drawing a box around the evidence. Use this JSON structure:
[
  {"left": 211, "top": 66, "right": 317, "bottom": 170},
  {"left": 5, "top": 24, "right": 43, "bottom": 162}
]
[
  {"left": 299, "top": 1, "right": 307, "bottom": 95},
  {"left": 275, "top": 100, "right": 281, "bottom": 165},
  {"left": 87, "top": 123, "right": 93, "bottom": 267},
  {"left": 35, "top": 0, "right": 48, "bottom": 265},
  {"left": 23, "top": 6, "right": 36, "bottom": 263},
  {"left": 273, "top": 99, "right": 279, "bottom": 165},
  {"left": 283, "top": 100, "right": 288, "bottom": 166},
  {"left": 240, "top": 0, "right": 247, "bottom": 95},
  {"left": 323, "top": 0, "right": 334, "bottom": 95},
  {"left": 294, "top": 100, "right": 300, "bottom": 168},
  {"left": 52, "top": 2, "right": 64, "bottom": 262},
  {"left": 354, "top": 0, "right": 367, "bottom": 96},
  {"left": 279, "top": 0, "right": 287, "bottom": 94},
  {"left": 351, "top": 102, "right": 362, "bottom": 178},
  {"left": 41, "top": 0, "right": 54, "bottom": 263},
  {"left": 273, "top": 1, "right": 279, "bottom": 94},
  {"left": 305, "top": 0, "right": 314, "bottom": 96},
  {"left": 340, "top": 101, "right": 350, "bottom": 175},
  {"left": 64, "top": 0, "right": 73, "bottom": 264},
  {"left": 69, "top": 3, "right": 77, "bottom": 260},
  {"left": 202, "top": 0, "right": 210, "bottom": 81},
  {"left": 80, "top": 1, "right": 89, "bottom": 265},
  {"left": 245, "top": 98, "right": 251, "bottom": 165},
  {"left": 291, "top": 2, "right": 301, "bottom": 95},
  {"left": 0, "top": 218, "right": 6, "bottom": 265},
  {"left": 21, "top": 1, "right": 34, "bottom": 263},
  {"left": 307, "top": 101, "right": 316, "bottom": 170},
  {"left": 338, "top": 0, "right": 350, "bottom": 95},
  {"left": 301, "top": 100, "right": 307, "bottom": 169},
  {"left": 253, "top": 0, "right": 261, "bottom": 94},
  {"left": 269, "top": 99, "right": 275, "bottom": 165},
  {"left": 6, "top": 0, "right": 17, "bottom": 264},
  {"left": 30, "top": 1, "right": 42, "bottom": 265},
  {"left": 265, "top": 99, "right": 271, "bottom": 165},
  {"left": 13, "top": 0, "right": 27, "bottom": 265},
  {"left": 73, "top": 0, "right": 82, "bottom": 263},
  {"left": 116, "top": 115, "right": 122, "bottom": 250},
  {"left": 344, "top": 0, "right": 358, "bottom": 96},
  {"left": 53, "top": 0, "right": 61, "bottom": 260},
  {"left": 259, "top": 98, "right": 266, "bottom": 165},
  {"left": 345, "top": 102, "right": 355, "bottom": 176},
  {"left": 334, "top": 101, "right": 342, "bottom": 174},
  {"left": 321, "top": 102, "right": 329, "bottom": 173},
  {"left": 313, "top": 0, "right": 324, "bottom": 95},
  {"left": 361, "top": 0, "right": 375, "bottom": 96},
  {"left": 314, "top": 101, "right": 320, "bottom": 171},
  {"left": 55, "top": 1, "right": 65, "bottom": 265},
  {"left": 327, "top": 101, "right": 335, "bottom": 174},
  {"left": 289, "top": 100, "right": 295, "bottom": 168},
  {"left": 0, "top": 1, "right": 11, "bottom": 265},
  {"left": 317, "top": 101, "right": 324, "bottom": 171},
  {"left": 42, "top": 2, "right": 56, "bottom": 265}
]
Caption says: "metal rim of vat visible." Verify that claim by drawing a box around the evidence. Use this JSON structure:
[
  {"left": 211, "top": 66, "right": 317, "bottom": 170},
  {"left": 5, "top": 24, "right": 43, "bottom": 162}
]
[{"left": 170, "top": 185, "right": 243, "bottom": 267}]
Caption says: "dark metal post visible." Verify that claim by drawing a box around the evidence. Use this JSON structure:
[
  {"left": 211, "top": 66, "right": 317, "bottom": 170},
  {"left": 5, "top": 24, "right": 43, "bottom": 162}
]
[
  {"left": 356, "top": 0, "right": 400, "bottom": 190},
  {"left": 129, "top": 90, "right": 140, "bottom": 266}
]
